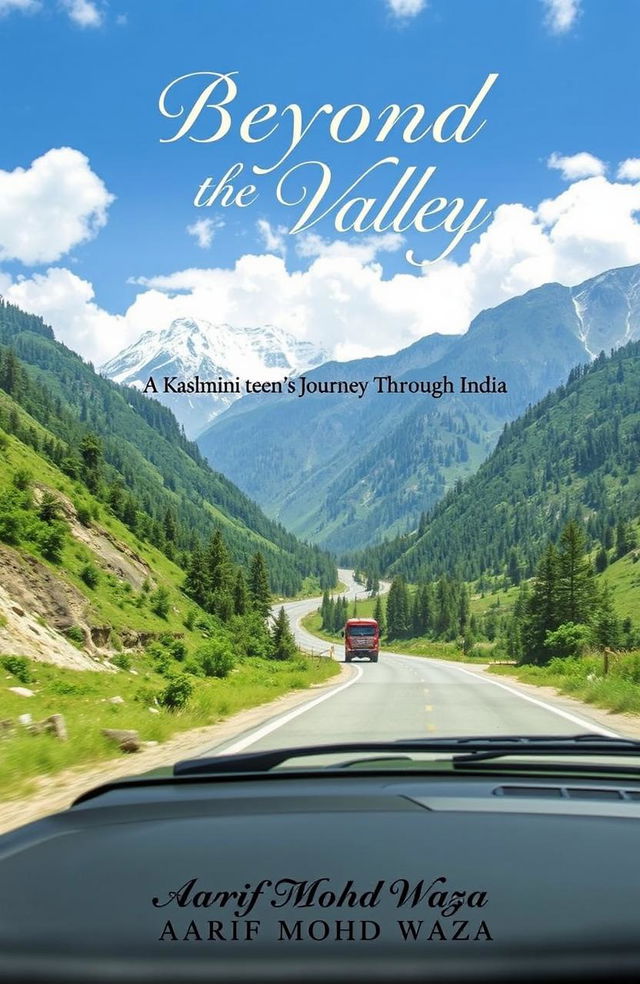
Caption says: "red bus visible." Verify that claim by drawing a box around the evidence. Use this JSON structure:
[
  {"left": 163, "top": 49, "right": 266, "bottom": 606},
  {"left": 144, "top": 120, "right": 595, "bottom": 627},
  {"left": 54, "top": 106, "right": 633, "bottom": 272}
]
[{"left": 342, "top": 618, "right": 379, "bottom": 663}]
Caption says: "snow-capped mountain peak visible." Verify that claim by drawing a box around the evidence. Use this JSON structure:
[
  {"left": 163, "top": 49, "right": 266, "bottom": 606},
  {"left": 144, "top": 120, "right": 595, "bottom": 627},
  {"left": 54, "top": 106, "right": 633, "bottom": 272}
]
[{"left": 101, "top": 318, "right": 328, "bottom": 437}]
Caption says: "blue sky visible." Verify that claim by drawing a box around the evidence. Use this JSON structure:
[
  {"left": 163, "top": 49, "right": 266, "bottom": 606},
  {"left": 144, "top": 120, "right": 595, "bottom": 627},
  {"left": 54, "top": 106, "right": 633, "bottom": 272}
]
[{"left": 1, "top": 0, "right": 640, "bottom": 364}]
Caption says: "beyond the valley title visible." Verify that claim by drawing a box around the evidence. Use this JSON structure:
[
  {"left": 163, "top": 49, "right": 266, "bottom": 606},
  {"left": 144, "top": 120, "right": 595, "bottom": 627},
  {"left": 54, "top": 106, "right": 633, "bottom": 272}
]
[{"left": 158, "top": 71, "right": 499, "bottom": 266}]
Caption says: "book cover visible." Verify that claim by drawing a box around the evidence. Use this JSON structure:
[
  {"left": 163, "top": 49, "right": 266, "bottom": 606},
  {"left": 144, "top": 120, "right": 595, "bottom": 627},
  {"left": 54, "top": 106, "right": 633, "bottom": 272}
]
[{"left": 1, "top": 0, "right": 640, "bottom": 978}]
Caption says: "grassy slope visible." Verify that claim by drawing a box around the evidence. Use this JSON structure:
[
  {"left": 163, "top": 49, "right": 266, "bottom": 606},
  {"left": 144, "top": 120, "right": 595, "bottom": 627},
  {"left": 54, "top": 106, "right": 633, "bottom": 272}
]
[
  {"left": 0, "top": 408, "right": 340, "bottom": 797},
  {"left": 0, "top": 652, "right": 338, "bottom": 799}
]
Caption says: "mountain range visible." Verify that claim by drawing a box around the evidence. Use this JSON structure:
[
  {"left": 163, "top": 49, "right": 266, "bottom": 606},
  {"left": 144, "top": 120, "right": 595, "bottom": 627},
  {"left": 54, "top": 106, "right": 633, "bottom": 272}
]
[
  {"left": 196, "top": 263, "right": 640, "bottom": 554},
  {"left": 101, "top": 318, "right": 328, "bottom": 438}
]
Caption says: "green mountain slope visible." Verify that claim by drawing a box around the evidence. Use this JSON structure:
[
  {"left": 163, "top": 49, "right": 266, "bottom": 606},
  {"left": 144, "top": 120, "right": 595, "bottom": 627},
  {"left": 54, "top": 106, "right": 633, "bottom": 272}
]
[
  {"left": 357, "top": 340, "right": 640, "bottom": 583},
  {"left": 0, "top": 300, "right": 336, "bottom": 594}
]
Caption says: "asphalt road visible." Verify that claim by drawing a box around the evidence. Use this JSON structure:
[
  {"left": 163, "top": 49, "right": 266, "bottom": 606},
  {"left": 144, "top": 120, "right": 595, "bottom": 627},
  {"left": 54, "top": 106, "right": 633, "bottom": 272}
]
[{"left": 208, "top": 569, "right": 622, "bottom": 756}]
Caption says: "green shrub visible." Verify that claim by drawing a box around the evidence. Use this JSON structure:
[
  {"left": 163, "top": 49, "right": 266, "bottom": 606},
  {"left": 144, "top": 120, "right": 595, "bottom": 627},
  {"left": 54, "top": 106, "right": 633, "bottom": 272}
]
[
  {"left": 12, "top": 469, "right": 32, "bottom": 491},
  {"left": 76, "top": 503, "right": 92, "bottom": 526},
  {"left": 1, "top": 654, "right": 33, "bottom": 684},
  {"left": 184, "top": 658, "right": 205, "bottom": 677},
  {"left": 544, "top": 622, "right": 592, "bottom": 660},
  {"left": 37, "top": 521, "right": 67, "bottom": 562},
  {"left": 158, "top": 673, "right": 193, "bottom": 711},
  {"left": 150, "top": 586, "right": 170, "bottom": 619},
  {"left": 0, "top": 509, "right": 22, "bottom": 544},
  {"left": 80, "top": 563, "right": 100, "bottom": 589},
  {"left": 134, "top": 685, "right": 160, "bottom": 706},
  {"left": 38, "top": 492, "right": 63, "bottom": 522},
  {"left": 196, "top": 640, "right": 235, "bottom": 678},
  {"left": 65, "top": 625, "right": 86, "bottom": 647},
  {"left": 167, "top": 639, "right": 187, "bottom": 661},
  {"left": 111, "top": 652, "right": 132, "bottom": 671}
]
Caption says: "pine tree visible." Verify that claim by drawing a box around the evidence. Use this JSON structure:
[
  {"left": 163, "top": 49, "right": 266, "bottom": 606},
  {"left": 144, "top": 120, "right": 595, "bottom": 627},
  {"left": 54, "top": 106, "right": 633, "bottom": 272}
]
[
  {"left": 321, "top": 595, "right": 335, "bottom": 632},
  {"left": 594, "top": 546, "right": 609, "bottom": 573},
  {"left": 435, "top": 577, "right": 454, "bottom": 638},
  {"left": 233, "top": 569, "right": 249, "bottom": 616},
  {"left": 249, "top": 552, "right": 272, "bottom": 620},
  {"left": 163, "top": 508, "right": 178, "bottom": 544},
  {"left": 387, "top": 577, "right": 410, "bottom": 638},
  {"left": 373, "top": 594, "right": 386, "bottom": 636},
  {"left": 79, "top": 433, "right": 102, "bottom": 493},
  {"left": 271, "top": 607, "right": 297, "bottom": 660},
  {"left": 522, "top": 544, "right": 559, "bottom": 664},
  {"left": 202, "top": 529, "right": 233, "bottom": 619},
  {"left": 184, "top": 541, "right": 208, "bottom": 607},
  {"left": 615, "top": 519, "right": 636, "bottom": 559},
  {"left": 594, "top": 583, "right": 620, "bottom": 650},
  {"left": 507, "top": 548, "right": 521, "bottom": 585},
  {"left": 556, "top": 521, "right": 597, "bottom": 625}
]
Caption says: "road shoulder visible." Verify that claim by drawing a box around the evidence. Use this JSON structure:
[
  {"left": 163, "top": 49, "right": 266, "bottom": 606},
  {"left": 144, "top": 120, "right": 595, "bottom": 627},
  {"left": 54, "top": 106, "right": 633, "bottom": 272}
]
[
  {"left": 464, "top": 661, "right": 640, "bottom": 740},
  {"left": 0, "top": 661, "right": 354, "bottom": 835}
]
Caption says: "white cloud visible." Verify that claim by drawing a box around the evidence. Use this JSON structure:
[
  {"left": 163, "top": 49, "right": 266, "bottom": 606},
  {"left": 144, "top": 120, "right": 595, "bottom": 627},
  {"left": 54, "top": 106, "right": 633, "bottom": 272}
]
[
  {"left": 4, "top": 268, "right": 128, "bottom": 365},
  {"left": 548, "top": 151, "right": 606, "bottom": 180},
  {"left": 256, "top": 219, "right": 288, "bottom": 256},
  {"left": 0, "top": 0, "right": 104, "bottom": 22},
  {"left": 0, "top": 148, "right": 114, "bottom": 265},
  {"left": 385, "top": 0, "right": 426, "bottom": 18},
  {"left": 5, "top": 161, "right": 640, "bottom": 369},
  {"left": 295, "top": 231, "right": 405, "bottom": 264},
  {"left": 60, "top": 0, "right": 102, "bottom": 27},
  {"left": 0, "top": 0, "right": 39, "bottom": 14},
  {"left": 542, "top": 0, "right": 581, "bottom": 34},
  {"left": 186, "top": 217, "right": 224, "bottom": 249},
  {"left": 617, "top": 159, "right": 640, "bottom": 182}
]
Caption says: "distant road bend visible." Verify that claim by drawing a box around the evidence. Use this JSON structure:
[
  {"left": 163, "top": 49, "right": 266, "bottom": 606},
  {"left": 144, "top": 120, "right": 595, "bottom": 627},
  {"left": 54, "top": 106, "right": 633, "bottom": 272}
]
[{"left": 204, "top": 569, "right": 625, "bottom": 757}]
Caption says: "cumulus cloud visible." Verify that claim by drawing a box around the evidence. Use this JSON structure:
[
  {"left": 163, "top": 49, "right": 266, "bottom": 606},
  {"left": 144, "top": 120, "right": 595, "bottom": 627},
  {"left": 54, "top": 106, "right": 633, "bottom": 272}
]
[
  {"left": 617, "top": 159, "right": 640, "bottom": 182},
  {"left": 542, "top": 0, "right": 581, "bottom": 34},
  {"left": 385, "top": 0, "right": 426, "bottom": 19},
  {"left": 5, "top": 164, "right": 640, "bottom": 369},
  {"left": 60, "top": 0, "right": 103, "bottom": 28},
  {"left": 0, "top": 148, "right": 114, "bottom": 265},
  {"left": 186, "top": 217, "right": 224, "bottom": 249},
  {"left": 548, "top": 151, "right": 606, "bottom": 180},
  {"left": 4, "top": 268, "right": 128, "bottom": 364},
  {"left": 256, "top": 219, "right": 288, "bottom": 256}
]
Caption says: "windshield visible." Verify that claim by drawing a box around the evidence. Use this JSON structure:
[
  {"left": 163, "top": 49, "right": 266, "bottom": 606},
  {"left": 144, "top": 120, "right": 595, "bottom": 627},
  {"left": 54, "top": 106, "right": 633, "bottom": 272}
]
[{"left": 346, "top": 625, "right": 377, "bottom": 636}]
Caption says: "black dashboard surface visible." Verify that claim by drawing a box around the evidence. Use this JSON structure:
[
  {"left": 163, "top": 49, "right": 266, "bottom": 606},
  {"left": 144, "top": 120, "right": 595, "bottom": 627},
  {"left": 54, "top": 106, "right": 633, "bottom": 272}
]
[{"left": 1, "top": 771, "right": 640, "bottom": 983}]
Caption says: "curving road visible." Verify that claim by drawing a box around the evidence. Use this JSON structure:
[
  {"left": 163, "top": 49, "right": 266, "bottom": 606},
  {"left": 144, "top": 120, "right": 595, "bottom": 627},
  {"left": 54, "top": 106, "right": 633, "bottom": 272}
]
[{"left": 208, "top": 569, "right": 625, "bottom": 756}]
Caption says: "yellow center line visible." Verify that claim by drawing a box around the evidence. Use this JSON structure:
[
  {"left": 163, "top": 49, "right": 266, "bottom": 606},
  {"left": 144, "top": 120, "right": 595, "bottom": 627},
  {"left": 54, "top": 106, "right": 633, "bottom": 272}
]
[{"left": 425, "top": 704, "right": 433, "bottom": 712}]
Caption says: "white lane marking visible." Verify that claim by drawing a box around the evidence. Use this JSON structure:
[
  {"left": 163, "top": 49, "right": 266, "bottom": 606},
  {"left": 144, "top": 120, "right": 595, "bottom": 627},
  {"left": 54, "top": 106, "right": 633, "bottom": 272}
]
[
  {"left": 390, "top": 653, "right": 620, "bottom": 738},
  {"left": 216, "top": 665, "right": 365, "bottom": 755}
]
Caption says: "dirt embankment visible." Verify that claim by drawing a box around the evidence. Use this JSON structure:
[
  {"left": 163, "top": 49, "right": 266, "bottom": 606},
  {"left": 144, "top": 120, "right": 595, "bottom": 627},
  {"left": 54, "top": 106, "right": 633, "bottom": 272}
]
[
  {"left": 0, "top": 487, "right": 157, "bottom": 670},
  {"left": 0, "top": 546, "right": 103, "bottom": 670}
]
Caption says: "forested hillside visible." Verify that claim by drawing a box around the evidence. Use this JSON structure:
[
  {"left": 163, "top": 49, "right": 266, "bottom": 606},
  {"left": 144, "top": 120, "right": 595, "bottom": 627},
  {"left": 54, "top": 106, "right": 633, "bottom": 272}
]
[
  {"left": 0, "top": 300, "right": 336, "bottom": 595},
  {"left": 200, "top": 264, "right": 640, "bottom": 552},
  {"left": 356, "top": 340, "right": 640, "bottom": 586}
]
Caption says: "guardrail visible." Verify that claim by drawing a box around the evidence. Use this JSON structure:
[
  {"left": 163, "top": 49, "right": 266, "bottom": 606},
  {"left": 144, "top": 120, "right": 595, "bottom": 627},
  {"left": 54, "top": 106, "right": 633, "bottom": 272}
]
[{"left": 298, "top": 645, "right": 336, "bottom": 662}]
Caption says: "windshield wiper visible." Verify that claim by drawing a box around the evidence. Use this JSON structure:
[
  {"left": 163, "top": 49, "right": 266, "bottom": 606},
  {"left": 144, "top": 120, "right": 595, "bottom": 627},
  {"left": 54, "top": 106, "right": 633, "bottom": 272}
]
[{"left": 173, "top": 734, "right": 640, "bottom": 776}]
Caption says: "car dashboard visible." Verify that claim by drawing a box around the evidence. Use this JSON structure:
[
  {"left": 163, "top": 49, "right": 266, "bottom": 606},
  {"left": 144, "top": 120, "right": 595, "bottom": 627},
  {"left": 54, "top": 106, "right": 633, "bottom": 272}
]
[{"left": 1, "top": 768, "right": 640, "bottom": 983}]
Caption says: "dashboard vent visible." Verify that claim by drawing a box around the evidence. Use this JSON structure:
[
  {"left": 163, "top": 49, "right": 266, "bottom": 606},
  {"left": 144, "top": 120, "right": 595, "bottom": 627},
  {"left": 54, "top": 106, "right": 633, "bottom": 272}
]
[{"left": 495, "top": 785, "right": 635, "bottom": 801}]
